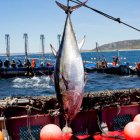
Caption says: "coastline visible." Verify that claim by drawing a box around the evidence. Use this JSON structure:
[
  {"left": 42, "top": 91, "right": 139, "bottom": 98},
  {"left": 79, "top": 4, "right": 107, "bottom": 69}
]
[{"left": 81, "top": 48, "right": 140, "bottom": 53}]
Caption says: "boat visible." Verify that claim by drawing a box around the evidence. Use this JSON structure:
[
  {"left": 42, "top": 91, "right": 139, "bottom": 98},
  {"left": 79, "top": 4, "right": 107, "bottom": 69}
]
[
  {"left": 0, "top": 88, "right": 140, "bottom": 139},
  {"left": 97, "top": 63, "right": 137, "bottom": 76},
  {"left": 84, "top": 42, "right": 108, "bottom": 73},
  {"left": 0, "top": 65, "right": 54, "bottom": 79},
  {"left": 95, "top": 49, "right": 136, "bottom": 76},
  {"left": 0, "top": 34, "right": 54, "bottom": 79}
]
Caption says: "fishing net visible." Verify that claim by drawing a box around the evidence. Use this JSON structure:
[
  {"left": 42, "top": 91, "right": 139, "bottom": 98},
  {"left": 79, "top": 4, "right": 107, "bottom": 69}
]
[
  {"left": 113, "top": 114, "right": 132, "bottom": 130},
  {"left": 20, "top": 125, "right": 42, "bottom": 140}
]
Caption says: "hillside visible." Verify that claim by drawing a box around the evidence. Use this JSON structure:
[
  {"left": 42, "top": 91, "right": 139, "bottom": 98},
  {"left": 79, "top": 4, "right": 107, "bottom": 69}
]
[{"left": 93, "top": 39, "right": 140, "bottom": 51}]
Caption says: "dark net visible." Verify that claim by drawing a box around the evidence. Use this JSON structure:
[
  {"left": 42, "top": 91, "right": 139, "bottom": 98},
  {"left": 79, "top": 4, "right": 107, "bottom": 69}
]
[
  {"left": 113, "top": 114, "right": 132, "bottom": 130},
  {"left": 20, "top": 125, "right": 42, "bottom": 140}
]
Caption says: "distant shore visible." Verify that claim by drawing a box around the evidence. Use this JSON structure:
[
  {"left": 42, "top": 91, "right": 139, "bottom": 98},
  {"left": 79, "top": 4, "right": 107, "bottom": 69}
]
[{"left": 81, "top": 49, "right": 140, "bottom": 53}]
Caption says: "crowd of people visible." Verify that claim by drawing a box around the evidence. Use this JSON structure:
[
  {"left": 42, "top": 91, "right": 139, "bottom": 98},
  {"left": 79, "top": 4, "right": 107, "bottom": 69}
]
[{"left": 0, "top": 58, "right": 52, "bottom": 69}]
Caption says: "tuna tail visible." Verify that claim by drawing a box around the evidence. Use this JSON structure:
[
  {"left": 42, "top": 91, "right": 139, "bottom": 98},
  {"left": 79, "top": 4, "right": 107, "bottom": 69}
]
[{"left": 55, "top": 0, "right": 88, "bottom": 14}]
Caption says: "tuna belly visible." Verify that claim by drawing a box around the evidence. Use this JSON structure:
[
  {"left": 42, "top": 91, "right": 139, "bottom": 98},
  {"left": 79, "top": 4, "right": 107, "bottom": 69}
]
[{"left": 62, "top": 90, "right": 83, "bottom": 121}]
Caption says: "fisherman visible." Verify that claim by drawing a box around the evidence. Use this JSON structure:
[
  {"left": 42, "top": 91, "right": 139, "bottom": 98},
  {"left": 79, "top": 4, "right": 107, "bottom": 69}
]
[
  {"left": 11, "top": 59, "right": 16, "bottom": 68},
  {"left": 112, "top": 56, "right": 118, "bottom": 66},
  {"left": 24, "top": 59, "right": 31, "bottom": 68},
  {"left": 102, "top": 56, "right": 107, "bottom": 68},
  {"left": 4, "top": 59, "right": 10, "bottom": 68},
  {"left": 46, "top": 62, "right": 52, "bottom": 67},
  {"left": 17, "top": 60, "right": 23, "bottom": 67},
  {"left": 40, "top": 62, "right": 44, "bottom": 67},
  {"left": 0, "top": 59, "right": 3, "bottom": 68},
  {"left": 24, "top": 59, "right": 34, "bottom": 76},
  {"left": 31, "top": 59, "right": 36, "bottom": 68}
]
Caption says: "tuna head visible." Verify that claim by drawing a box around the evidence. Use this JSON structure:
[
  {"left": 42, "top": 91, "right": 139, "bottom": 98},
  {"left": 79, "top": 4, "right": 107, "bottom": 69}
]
[{"left": 54, "top": 1, "right": 87, "bottom": 122}]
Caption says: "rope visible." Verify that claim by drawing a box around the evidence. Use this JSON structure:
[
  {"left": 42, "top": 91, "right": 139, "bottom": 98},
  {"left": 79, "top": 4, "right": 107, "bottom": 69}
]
[
  {"left": 26, "top": 105, "right": 35, "bottom": 140},
  {"left": 71, "top": 0, "right": 140, "bottom": 32}
]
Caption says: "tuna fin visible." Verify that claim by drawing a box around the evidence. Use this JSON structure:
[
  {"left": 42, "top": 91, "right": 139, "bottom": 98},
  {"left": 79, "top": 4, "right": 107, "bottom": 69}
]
[
  {"left": 50, "top": 44, "right": 58, "bottom": 57},
  {"left": 56, "top": 0, "right": 88, "bottom": 14},
  {"left": 60, "top": 74, "right": 69, "bottom": 90},
  {"left": 78, "top": 35, "right": 86, "bottom": 50}
]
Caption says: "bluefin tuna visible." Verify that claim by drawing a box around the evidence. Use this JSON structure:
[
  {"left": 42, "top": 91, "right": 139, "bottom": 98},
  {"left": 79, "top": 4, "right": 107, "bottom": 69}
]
[{"left": 54, "top": 0, "right": 87, "bottom": 125}]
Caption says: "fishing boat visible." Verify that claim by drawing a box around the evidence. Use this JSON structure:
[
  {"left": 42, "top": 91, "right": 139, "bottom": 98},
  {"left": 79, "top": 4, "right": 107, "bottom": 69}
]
[
  {"left": 0, "top": 34, "right": 54, "bottom": 79},
  {"left": 96, "top": 63, "right": 137, "bottom": 76},
  {"left": 95, "top": 49, "right": 136, "bottom": 75},
  {"left": 0, "top": 88, "right": 140, "bottom": 139},
  {"left": 0, "top": 66, "right": 54, "bottom": 79}
]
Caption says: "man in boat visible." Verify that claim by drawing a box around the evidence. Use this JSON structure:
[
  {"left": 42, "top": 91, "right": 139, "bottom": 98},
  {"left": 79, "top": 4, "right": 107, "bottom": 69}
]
[
  {"left": 40, "top": 61, "right": 44, "bottom": 67},
  {"left": 0, "top": 59, "right": 2, "bottom": 68},
  {"left": 24, "top": 59, "right": 31, "bottom": 68},
  {"left": 4, "top": 59, "right": 10, "bottom": 68},
  {"left": 11, "top": 59, "right": 16, "bottom": 68},
  {"left": 112, "top": 56, "right": 119, "bottom": 66},
  {"left": 24, "top": 59, "right": 34, "bottom": 76},
  {"left": 31, "top": 59, "right": 36, "bottom": 68},
  {"left": 17, "top": 60, "right": 23, "bottom": 67},
  {"left": 46, "top": 62, "right": 52, "bottom": 67}
]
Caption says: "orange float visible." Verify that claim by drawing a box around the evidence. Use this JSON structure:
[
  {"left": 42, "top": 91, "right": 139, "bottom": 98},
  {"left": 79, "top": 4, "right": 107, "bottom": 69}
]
[
  {"left": 124, "top": 121, "right": 140, "bottom": 140},
  {"left": 133, "top": 114, "right": 140, "bottom": 123},
  {"left": 40, "top": 124, "right": 63, "bottom": 140}
]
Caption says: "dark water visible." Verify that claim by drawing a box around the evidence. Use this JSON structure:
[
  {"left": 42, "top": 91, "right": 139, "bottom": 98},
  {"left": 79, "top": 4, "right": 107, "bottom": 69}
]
[{"left": 0, "top": 50, "right": 140, "bottom": 98}]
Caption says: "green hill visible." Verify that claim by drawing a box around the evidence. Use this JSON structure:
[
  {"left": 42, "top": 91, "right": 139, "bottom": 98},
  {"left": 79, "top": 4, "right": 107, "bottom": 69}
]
[{"left": 93, "top": 39, "right": 140, "bottom": 51}]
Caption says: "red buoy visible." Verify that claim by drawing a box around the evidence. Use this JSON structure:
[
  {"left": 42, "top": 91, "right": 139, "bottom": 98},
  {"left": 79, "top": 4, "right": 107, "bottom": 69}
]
[
  {"left": 124, "top": 121, "right": 140, "bottom": 140},
  {"left": 40, "top": 124, "right": 63, "bottom": 140},
  {"left": 133, "top": 114, "right": 140, "bottom": 123}
]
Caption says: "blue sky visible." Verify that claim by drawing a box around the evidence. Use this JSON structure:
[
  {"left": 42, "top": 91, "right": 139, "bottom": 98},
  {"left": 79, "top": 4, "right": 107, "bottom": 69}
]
[{"left": 0, "top": 0, "right": 140, "bottom": 54}]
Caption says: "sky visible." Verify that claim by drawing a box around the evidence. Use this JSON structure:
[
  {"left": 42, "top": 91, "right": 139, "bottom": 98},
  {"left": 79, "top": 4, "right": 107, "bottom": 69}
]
[{"left": 0, "top": 0, "right": 140, "bottom": 54}]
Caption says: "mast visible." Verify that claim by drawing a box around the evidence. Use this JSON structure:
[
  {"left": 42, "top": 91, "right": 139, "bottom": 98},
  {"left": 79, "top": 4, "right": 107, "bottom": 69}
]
[
  {"left": 57, "top": 34, "right": 61, "bottom": 47},
  {"left": 5, "top": 34, "right": 10, "bottom": 61},
  {"left": 95, "top": 42, "right": 100, "bottom": 60},
  {"left": 40, "top": 35, "right": 45, "bottom": 62},
  {"left": 23, "top": 33, "right": 28, "bottom": 60}
]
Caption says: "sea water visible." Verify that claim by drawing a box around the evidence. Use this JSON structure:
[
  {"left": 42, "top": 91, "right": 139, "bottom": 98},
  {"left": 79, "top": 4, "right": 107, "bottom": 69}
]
[{"left": 0, "top": 50, "right": 140, "bottom": 98}]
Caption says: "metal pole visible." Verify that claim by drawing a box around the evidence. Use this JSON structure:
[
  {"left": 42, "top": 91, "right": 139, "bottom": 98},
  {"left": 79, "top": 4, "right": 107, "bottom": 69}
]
[
  {"left": 40, "top": 35, "right": 45, "bottom": 62},
  {"left": 5, "top": 34, "right": 10, "bottom": 60},
  {"left": 23, "top": 33, "right": 28, "bottom": 60},
  {"left": 57, "top": 34, "right": 61, "bottom": 47}
]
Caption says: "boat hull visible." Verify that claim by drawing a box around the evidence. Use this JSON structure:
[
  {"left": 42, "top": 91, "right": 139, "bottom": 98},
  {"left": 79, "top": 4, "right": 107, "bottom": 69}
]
[
  {"left": 0, "top": 88, "right": 140, "bottom": 139},
  {"left": 97, "top": 65, "right": 136, "bottom": 76},
  {"left": 0, "top": 66, "right": 54, "bottom": 79}
]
